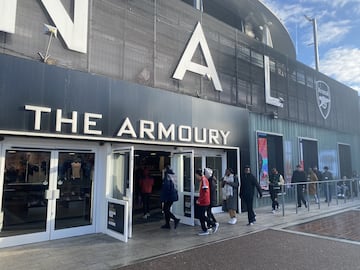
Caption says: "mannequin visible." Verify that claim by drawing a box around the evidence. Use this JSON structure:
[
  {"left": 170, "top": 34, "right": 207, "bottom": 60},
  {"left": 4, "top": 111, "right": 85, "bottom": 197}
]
[{"left": 71, "top": 159, "right": 82, "bottom": 179}]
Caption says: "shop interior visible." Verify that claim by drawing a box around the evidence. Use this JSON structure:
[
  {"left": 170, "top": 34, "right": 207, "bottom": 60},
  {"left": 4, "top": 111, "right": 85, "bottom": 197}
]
[{"left": 132, "top": 150, "right": 170, "bottom": 225}]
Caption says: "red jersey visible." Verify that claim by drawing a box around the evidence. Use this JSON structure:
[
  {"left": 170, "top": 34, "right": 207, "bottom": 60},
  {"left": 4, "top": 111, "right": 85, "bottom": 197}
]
[
  {"left": 139, "top": 176, "right": 154, "bottom": 194},
  {"left": 198, "top": 176, "right": 210, "bottom": 206}
]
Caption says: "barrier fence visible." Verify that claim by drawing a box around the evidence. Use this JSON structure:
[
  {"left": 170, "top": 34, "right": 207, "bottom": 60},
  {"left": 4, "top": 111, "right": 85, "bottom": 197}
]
[{"left": 255, "top": 178, "right": 360, "bottom": 216}]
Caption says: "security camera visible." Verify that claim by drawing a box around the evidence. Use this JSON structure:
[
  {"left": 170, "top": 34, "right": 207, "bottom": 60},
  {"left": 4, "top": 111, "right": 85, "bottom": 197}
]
[{"left": 279, "top": 97, "right": 284, "bottom": 103}]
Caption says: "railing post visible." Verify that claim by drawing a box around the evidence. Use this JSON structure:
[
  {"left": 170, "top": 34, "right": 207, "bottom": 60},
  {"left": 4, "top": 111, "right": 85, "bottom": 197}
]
[
  {"left": 317, "top": 181, "right": 320, "bottom": 209},
  {"left": 281, "top": 184, "right": 285, "bottom": 216},
  {"left": 336, "top": 180, "right": 339, "bottom": 205},
  {"left": 295, "top": 183, "right": 298, "bottom": 214},
  {"left": 306, "top": 182, "right": 310, "bottom": 211}
]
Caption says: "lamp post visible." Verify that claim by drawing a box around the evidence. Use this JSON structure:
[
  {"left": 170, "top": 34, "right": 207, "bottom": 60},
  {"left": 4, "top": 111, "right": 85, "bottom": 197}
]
[{"left": 304, "top": 15, "right": 319, "bottom": 71}]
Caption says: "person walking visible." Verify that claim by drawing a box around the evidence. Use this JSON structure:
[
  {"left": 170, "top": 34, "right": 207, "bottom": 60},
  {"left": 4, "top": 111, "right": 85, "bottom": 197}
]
[
  {"left": 160, "top": 166, "right": 180, "bottom": 229},
  {"left": 222, "top": 168, "right": 239, "bottom": 224},
  {"left": 322, "top": 166, "right": 333, "bottom": 202},
  {"left": 291, "top": 165, "right": 307, "bottom": 208},
  {"left": 307, "top": 168, "right": 319, "bottom": 204},
  {"left": 195, "top": 169, "right": 219, "bottom": 235},
  {"left": 239, "top": 165, "right": 262, "bottom": 225},
  {"left": 204, "top": 167, "right": 217, "bottom": 225},
  {"left": 139, "top": 168, "right": 154, "bottom": 219},
  {"left": 268, "top": 168, "right": 284, "bottom": 213}
]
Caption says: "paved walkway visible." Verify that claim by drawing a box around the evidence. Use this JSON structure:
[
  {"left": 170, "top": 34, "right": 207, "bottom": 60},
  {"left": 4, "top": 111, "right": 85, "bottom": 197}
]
[{"left": 0, "top": 201, "right": 360, "bottom": 270}]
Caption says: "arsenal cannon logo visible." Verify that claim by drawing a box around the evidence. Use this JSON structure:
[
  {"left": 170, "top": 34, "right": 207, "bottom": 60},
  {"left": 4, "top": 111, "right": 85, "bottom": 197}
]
[{"left": 316, "top": 81, "right": 331, "bottom": 119}]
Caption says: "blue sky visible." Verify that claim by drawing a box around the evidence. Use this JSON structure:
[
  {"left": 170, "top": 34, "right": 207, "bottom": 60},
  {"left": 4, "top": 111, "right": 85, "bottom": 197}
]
[{"left": 260, "top": 0, "right": 360, "bottom": 93}]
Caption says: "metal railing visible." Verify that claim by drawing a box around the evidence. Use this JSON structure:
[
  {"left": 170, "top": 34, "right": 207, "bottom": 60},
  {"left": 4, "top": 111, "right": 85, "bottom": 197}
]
[{"left": 267, "top": 177, "right": 360, "bottom": 216}]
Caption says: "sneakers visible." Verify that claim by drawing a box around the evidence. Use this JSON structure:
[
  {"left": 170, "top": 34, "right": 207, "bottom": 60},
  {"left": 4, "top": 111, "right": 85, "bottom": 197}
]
[
  {"left": 174, "top": 218, "right": 180, "bottom": 229},
  {"left": 272, "top": 210, "right": 276, "bottom": 214},
  {"left": 247, "top": 222, "right": 254, "bottom": 226},
  {"left": 161, "top": 224, "right": 171, "bottom": 229},
  {"left": 228, "top": 218, "right": 237, "bottom": 225},
  {"left": 198, "top": 230, "right": 210, "bottom": 236},
  {"left": 213, "top": 223, "right": 219, "bottom": 233}
]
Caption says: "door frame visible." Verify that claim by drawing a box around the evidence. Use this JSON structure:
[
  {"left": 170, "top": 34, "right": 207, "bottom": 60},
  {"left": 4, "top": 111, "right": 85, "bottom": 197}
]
[
  {"left": 171, "top": 150, "right": 195, "bottom": 226},
  {"left": 106, "top": 146, "right": 134, "bottom": 241},
  {"left": 0, "top": 139, "right": 98, "bottom": 248}
]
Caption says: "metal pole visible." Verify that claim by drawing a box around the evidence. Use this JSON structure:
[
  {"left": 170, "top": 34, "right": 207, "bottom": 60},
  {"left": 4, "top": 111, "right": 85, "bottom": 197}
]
[
  {"left": 304, "top": 16, "right": 319, "bottom": 71},
  {"left": 312, "top": 18, "right": 320, "bottom": 71}
]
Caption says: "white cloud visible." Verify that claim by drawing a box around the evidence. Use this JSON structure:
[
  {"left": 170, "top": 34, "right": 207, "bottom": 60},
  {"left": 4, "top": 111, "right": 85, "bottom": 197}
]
[
  {"left": 301, "top": 0, "right": 360, "bottom": 8},
  {"left": 302, "top": 20, "right": 352, "bottom": 46},
  {"left": 320, "top": 47, "right": 360, "bottom": 91}
]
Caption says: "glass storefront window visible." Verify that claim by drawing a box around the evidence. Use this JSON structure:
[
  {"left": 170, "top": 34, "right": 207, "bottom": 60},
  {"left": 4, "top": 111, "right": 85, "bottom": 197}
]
[
  {"left": 55, "top": 152, "right": 94, "bottom": 230},
  {"left": 111, "top": 152, "right": 130, "bottom": 199},
  {"left": 1, "top": 150, "right": 51, "bottom": 237}
]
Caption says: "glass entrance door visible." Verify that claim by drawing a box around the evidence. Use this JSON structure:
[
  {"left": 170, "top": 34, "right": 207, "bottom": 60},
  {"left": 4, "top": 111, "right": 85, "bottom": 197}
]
[
  {"left": 52, "top": 152, "right": 95, "bottom": 238},
  {"left": 171, "top": 151, "right": 194, "bottom": 226},
  {"left": 0, "top": 148, "right": 96, "bottom": 247},
  {"left": 1, "top": 150, "right": 51, "bottom": 238},
  {"left": 106, "top": 147, "right": 134, "bottom": 242}
]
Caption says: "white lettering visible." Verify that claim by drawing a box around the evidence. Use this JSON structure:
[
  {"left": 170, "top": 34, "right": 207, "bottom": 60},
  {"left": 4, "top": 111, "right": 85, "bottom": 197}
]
[
  {"left": 140, "top": 120, "right": 155, "bottom": 140},
  {"left": 209, "top": 129, "right": 220, "bottom": 144},
  {"left": 117, "top": 117, "right": 137, "bottom": 138},
  {"left": 24, "top": 105, "right": 232, "bottom": 145},
  {"left": 0, "top": 0, "right": 17, "bottom": 33},
  {"left": 25, "top": 105, "right": 51, "bottom": 130},
  {"left": 173, "top": 22, "right": 223, "bottom": 91},
  {"left": 178, "top": 125, "right": 192, "bottom": 142},
  {"left": 158, "top": 122, "right": 175, "bottom": 141},
  {"left": 264, "top": 55, "right": 283, "bottom": 108},
  {"left": 56, "top": 109, "right": 78, "bottom": 133},
  {"left": 219, "top": 130, "right": 230, "bottom": 145},
  {"left": 40, "top": 0, "right": 89, "bottom": 53},
  {"left": 194, "top": 127, "right": 206, "bottom": 143},
  {"left": 84, "top": 113, "right": 102, "bottom": 135}
]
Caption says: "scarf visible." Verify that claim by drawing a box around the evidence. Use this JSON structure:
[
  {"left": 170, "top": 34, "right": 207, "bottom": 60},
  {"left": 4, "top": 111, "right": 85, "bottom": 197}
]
[{"left": 223, "top": 174, "right": 234, "bottom": 198}]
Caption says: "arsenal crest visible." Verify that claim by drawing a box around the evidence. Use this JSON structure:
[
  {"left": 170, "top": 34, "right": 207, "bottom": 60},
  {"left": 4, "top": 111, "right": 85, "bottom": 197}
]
[{"left": 316, "top": 81, "right": 331, "bottom": 119}]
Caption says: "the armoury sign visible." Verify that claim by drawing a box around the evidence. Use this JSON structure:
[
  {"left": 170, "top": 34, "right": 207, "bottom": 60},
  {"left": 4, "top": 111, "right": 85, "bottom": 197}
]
[
  {"left": 0, "top": 0, "right": 283, "bottom": 107},
  {"left": 316, "top": 81, "right": 331, "bottom": 119},
  {"left": 24, "top": 105, "right": 231, "bottom": 146}
]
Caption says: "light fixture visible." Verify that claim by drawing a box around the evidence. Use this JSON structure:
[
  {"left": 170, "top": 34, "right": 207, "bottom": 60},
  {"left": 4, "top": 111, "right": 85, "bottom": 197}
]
[{"left": 38, "top": 23, "right": 57, "bottom": 64}]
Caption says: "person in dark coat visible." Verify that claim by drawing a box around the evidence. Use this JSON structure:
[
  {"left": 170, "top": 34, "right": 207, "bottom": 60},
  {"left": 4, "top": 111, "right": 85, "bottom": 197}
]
[
  {"left": 291, "top": 165, "right": 307, "bottom": 208},
  {"left": 239, "top": 165, "right": 262, "bottom": 225},
  {"left": 204, "top": 167, "right": 217, "bottom": 225},
  {"left": 322, "top": 166, "right": 333, "bottom": 202},
  {"left": 160, "top": 166, "right": 180, "bottom": 229}
]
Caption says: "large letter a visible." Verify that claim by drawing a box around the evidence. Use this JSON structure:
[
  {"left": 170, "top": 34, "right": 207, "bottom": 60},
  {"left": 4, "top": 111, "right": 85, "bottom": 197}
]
[{"left": 173, "top": 22, "right": 222, "bottom": 91}]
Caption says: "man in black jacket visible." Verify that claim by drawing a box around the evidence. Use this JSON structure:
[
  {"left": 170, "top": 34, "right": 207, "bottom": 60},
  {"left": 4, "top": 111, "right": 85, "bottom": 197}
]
[
  {"left": 291, "top": 165, "right": 307, "bottom": 208},
  {"left": 322, "top": 166, "right": 333, "bottom": 202},
  {"left": 239, "top": 165, "right": 262, "bottom": 225}
]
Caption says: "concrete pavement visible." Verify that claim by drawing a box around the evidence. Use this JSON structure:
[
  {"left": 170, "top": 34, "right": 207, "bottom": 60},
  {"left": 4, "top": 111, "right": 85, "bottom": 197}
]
[{"left": 0, "top": 200, "right": 359, "bottom": 270}]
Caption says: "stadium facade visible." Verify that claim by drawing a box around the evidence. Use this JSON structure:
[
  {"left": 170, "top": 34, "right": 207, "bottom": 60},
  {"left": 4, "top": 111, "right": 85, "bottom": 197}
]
[{"left": 0, "top": 0, "right": 358, "bottom": 247}]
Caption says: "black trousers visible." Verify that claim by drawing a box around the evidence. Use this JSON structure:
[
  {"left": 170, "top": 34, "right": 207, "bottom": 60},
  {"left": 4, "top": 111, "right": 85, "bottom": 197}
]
[
  {"left": 269, "top": 186, "right": 279, "bottom": 210},
  {"left": 297, "top": 185, "right": 307, "bottom": 206},
  {"left": 141, "top": 193, "right": 150, "bottom": 215},
  {"left": 206, "top": 206, "right": 217, "bottom": 223},
  {"left": 244, "top": 197, "right": 256, "bottom": 223},
  {"left": 198, "top": 205, "right": 215, "bottom": 231},
  {"left": 163, "top": 201, "right": 177, "bottom": 225}
]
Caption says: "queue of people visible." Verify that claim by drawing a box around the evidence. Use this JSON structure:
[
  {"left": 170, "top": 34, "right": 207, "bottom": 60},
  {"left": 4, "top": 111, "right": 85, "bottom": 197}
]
[{"left": 156, "top": 163, "right": 339, "bottom": 236}]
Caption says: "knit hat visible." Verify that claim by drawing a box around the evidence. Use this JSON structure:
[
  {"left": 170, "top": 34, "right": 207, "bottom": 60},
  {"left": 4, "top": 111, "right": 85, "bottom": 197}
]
[{"left": 204, "top": 168, "right": 213, "bottom": 178}]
